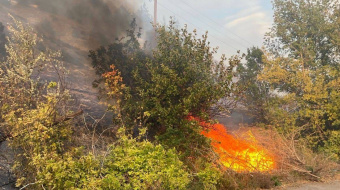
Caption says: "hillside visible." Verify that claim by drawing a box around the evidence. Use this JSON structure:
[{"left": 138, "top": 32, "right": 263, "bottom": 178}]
[{"left": 0, "top": 0, "right": 138, "bottom": 119}]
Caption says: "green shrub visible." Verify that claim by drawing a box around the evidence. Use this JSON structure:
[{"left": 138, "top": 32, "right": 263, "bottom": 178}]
[
  {"left": 196, "top": 166, "right": 221, "bottom": 190},
  {"left": 23, "top": 127, "right": 190, "bottom": 190},
  {"left": 5, "top": 95, "right": 73, "bottom": 187},
  {"left": 101, "top": 128, "right": 190, "bottom": 190}
]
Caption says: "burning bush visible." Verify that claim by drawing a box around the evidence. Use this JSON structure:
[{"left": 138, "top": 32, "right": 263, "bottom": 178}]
[
  {"left": 190, "top": 117, "right": 275, "bottom": 172},
  {"left": 201, "top": 123, "right": 275, "bottom": 172},
  {"left": 93, "top": 19, "right": 242, "bottom": 159}
]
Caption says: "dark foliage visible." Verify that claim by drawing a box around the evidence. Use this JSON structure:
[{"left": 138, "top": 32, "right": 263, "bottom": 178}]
[{"left": 236, "top": 47, "right": 270, "bottom": 122}]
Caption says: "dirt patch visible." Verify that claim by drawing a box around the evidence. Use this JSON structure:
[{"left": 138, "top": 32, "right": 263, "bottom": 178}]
[
  {"left": 279, "top": 181, "right": 340, "bottom": 190},
  {"left": 0, "top": 142, "right": 16, "bottom": 190}
]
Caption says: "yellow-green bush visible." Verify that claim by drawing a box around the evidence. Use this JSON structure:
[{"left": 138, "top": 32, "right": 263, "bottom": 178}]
[
  {"left": 101, "top": 128, "right": 190, "bottom": 190},
  {"left": 5, "top": 93, "right": 190, "bottom": 189}
]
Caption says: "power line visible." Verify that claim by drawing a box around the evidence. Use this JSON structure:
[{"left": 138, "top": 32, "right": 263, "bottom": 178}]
[
  {"left": 179, "top": 0, "right": 254, "bottom": 47},
  {"left": 157, "top": 2, "right": 240, "bottom": 53},
  {"left": 169, "top": 1, "right": 250, "bottom": 49}
]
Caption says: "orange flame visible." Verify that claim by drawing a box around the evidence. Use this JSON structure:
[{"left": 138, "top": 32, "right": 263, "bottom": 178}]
[{"left": 192, "top": 117, "right": 275, "bottom": 172}]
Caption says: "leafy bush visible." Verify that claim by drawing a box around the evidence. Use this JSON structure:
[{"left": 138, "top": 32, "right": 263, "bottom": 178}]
[
  {"left": 0, "top": 16, "right": 65, "bottom": 123},
  {"left": 24, "top": 127, "right": 190, "bottom": 190},
  {"left": 5, "top": 93, "right": 73, "bottom": 187},
  {"left": 101, "top": 128, "right": 190, "bottom": 190},
  {"left": 0, "top": 17, "right": 71, "bottom": 186},
  {"left": 195, "top": 166, "right": 221, "bottom": 190},
  {"left": 94, "top": 20, "right": 241, "bottom": 159}
]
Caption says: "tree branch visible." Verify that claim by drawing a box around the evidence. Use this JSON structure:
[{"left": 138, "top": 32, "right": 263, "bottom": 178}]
[{"left": 52, "top": 109, "right": 83, "bottom": 126}]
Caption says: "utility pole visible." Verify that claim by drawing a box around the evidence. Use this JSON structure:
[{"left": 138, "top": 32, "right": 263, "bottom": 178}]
[{"left": 154, "top": 0, "right": 157, "bottom": 25}]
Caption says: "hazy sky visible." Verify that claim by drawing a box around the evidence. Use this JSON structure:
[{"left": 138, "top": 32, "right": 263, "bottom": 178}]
[{"left": 141, "top": 0, "right": 274, "bottom": 58}]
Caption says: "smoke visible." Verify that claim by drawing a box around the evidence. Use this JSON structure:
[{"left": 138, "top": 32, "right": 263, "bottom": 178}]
[
  {"left": 0, "top": 0, "right": 154, "bottom": 120},
  {"left": 15, "top": 0, "right": 144, "bottom": 48}
]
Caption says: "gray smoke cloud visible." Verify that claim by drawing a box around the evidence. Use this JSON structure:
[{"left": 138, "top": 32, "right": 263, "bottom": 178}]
[
  {"left": 17, "top": 0, "right": 141, "bottom": 48},
  {"left": 0, "top": 0, "right": 154, "bottom": 120}
]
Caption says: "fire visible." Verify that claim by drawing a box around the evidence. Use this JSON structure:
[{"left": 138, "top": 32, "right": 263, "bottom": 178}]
[{"left": 194, "top": 118, "right": 275, "bottom": 172}]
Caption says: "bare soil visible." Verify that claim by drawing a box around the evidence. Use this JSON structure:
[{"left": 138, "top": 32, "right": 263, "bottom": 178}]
[{"left": 279, "top": 181, "right": 340, "bottom": 190}]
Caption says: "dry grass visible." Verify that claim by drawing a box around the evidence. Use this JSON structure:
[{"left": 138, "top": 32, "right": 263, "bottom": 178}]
[{"left": 232, "top": 126, "right": 339, "bottom": 184}]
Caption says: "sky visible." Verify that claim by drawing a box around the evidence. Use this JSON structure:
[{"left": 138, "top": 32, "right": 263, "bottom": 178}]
[{"left": 140, "top": 0, "right": 274, "bottom": 58}]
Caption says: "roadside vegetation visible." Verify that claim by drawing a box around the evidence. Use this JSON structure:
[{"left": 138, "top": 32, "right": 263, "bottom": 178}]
[
  {"left": 0, "top": 0, "right": 339, "bottom": 189},
  {"left": 236, "top": 0, "right": 340, "bottom": 183}
]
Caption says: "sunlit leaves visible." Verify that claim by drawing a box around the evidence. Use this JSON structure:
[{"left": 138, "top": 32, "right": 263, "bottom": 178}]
[{"left": 260, "top": 0, "right": 340, "bottom": 159}]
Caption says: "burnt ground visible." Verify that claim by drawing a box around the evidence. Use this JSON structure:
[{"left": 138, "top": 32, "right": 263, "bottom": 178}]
[{"left": 0, "top": 142, "right": 16, "bottom": 190}]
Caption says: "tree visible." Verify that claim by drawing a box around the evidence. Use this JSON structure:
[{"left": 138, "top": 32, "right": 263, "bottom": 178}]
[
  {"left": 266, "top": 0, "right": 340, "bottom": 68},
  {"left": 236, "top": 47, "right": 270, "bottom": 122},
  {"left": 261, "top": 0, "right": 340, "bottom": 159}
]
